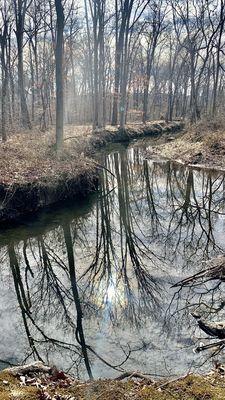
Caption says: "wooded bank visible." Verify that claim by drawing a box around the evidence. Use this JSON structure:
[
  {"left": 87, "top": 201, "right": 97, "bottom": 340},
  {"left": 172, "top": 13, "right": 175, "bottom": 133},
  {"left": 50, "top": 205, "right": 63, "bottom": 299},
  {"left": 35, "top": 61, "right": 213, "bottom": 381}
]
[{"left": 0, "top": 121, "right": 183, "bottom": 223}]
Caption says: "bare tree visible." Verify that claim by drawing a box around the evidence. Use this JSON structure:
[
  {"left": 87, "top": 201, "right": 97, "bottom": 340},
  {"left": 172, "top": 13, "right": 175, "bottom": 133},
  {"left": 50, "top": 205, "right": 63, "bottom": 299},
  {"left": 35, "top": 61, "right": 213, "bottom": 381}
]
[
  {"left": 13, "top": 0, "right": 32, "bottom": 129},
  {"left": 55, "top": 0, "right": 64, "bottom": 151}
]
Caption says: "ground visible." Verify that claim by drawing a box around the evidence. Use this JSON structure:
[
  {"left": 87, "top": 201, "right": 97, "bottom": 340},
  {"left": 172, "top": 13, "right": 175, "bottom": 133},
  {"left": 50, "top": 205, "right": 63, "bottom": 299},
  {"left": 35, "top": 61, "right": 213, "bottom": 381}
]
[
  {"left": 0, "top": 122, "right": 182, "bottom": 186},
  {"left": 1, "top": 368, "right": 225, "bottom": 400},
  {"left": 0, "top": 121, "right": 182, "bottom": 222},
  {"left": 147, "top": 119, "right": 225, "bottom": 171},
  {"left": 0, "top": 125, "right": 95, "bottom": 186}
]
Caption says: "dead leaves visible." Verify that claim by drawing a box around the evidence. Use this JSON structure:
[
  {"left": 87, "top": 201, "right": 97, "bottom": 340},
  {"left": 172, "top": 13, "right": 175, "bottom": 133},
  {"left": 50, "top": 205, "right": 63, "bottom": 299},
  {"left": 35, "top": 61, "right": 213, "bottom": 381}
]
[
  {"left": 38, "top": 391, "right": 75, "bottom": 400},
  {"left": 16, "top": 367, "right": 77, "bottom": 400},
  {"left": 0, "top": 126, "right": 94, "bottom": 186}
]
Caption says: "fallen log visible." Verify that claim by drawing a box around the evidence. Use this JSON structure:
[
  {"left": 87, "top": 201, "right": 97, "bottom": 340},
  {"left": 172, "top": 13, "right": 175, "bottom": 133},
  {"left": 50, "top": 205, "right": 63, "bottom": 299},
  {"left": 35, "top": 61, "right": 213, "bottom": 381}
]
[
  {"left": 4, "top": 361, "right": 52, "bottom": 376},
  {"left": 192, "top": 313, "right": 225, "bottom": 339}
]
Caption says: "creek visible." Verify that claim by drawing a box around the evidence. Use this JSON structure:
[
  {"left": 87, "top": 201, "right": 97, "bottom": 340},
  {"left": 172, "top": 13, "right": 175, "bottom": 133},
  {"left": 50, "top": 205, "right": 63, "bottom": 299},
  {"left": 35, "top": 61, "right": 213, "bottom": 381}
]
[{"left": 0, "top": 138, "right": 225, "bottom": 379}]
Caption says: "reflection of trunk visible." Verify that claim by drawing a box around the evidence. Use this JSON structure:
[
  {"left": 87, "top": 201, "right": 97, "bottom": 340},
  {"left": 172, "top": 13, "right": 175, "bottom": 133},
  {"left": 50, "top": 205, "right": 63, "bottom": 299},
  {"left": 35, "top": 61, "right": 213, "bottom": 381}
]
[
  {"left": 143, "top": 160, "right": 159, "bottom": 224},
  {"left": 37, "top": 236, "right": 74, "bottom": 325},
  {"left": 183, "top": 170, "right": 193, "bottom": 211},
  {"left": 85, "top": 151, "right": 160, "bottom": 325},
  {"left": 8, "top": 242, "right": 43, "bottom": 361},
  {"left": 114, "top": 152, "right": 158, "bottom": 295},
  {"left": 63, "top": 223, "right": 93, "bottom": 379}
]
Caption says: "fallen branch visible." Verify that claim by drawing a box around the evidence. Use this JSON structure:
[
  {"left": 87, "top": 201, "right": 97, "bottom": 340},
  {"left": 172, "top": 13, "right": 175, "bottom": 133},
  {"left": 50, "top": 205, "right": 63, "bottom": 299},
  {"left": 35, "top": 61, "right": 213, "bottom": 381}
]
[
  {"left": 0, "top": 359, "right": 17, "bottom": 367},
  {"left": 5, "top": 361, "right": 52, "bottom": 376},
  {"left": 158, "top": 372, "right": 192, "bottom": 389},
  {"left": 86, "top": 159, "right": 116, "bottom": 178},
  {"left": 115, "top": 371, "right": 154, "bottom": 383},
  {"left": 195, "top": 340, "right": 225, "bottom": 353}
]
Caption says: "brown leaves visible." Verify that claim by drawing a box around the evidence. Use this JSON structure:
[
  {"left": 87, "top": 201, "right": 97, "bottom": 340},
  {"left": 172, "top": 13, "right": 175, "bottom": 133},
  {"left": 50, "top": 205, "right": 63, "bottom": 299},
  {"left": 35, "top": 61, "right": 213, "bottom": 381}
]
[
  {"left": 0, "top": 126, "right": 93, "bottom": 187},
  {"left": 16, "top": 368, "right": 76, "bottom": 400}
]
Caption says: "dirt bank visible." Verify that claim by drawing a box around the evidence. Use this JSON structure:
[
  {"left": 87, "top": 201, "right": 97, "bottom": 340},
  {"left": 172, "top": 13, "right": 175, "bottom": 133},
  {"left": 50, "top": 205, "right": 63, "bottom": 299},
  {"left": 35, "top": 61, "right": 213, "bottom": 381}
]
[
  {"left": 0, "top": 362, "right": 225, "bottom": 400},
  {"left": 147, "top": 120, "right": 225, "bottom": 172},
  {"left": 0, "top": 121, "right": 183, "bottom": 222}
]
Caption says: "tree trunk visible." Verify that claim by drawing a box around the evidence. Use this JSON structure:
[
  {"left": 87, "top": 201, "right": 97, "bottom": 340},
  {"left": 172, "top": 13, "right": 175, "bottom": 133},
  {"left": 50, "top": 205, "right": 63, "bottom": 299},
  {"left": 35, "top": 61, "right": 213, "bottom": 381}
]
[
  {"left": 212, "top": 3, "right": 224, "bottom": 116},
  {"left": 13, "top": 0, "right": 32, "bottom": 130},
  {"left": 55, "top": 0, "right": 65, "bottom": 152},
  {"left": 17, "top": 33, "right": 32, "bottom": 129},
  {"left": 0, "top": 28, "right": 8, "bottom": 141}
]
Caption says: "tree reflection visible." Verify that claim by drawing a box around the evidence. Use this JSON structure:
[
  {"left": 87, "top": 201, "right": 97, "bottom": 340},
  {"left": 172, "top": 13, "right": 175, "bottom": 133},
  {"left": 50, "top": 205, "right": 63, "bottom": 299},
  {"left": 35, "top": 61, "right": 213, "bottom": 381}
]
[
  {"left": 81, "top": 150, "right": 162, "bottom": 328},
  {"left": 63, "top": 222, "right": 93, "bottom": 379},
  {"left": 1, "top": 143, "right": 225, "bottom": 377}
]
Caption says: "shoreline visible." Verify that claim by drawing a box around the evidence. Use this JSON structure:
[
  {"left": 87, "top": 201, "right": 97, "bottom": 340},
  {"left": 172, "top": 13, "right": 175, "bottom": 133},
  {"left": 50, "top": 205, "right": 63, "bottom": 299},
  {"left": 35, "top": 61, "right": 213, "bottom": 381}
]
[
  {"left": 146, "top": 120, "right": 225, "bottom": 174},
  {"left": 0, "top": 361, "right": 224, "bottom": 400},
  {"left": 0, "top": 121, "right": 183, "bottom": 223}
]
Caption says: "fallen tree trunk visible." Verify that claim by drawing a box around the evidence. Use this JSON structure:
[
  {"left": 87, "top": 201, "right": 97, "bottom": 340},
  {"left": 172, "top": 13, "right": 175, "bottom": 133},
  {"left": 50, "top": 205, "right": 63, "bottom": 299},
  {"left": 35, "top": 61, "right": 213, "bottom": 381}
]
[{"left": 4, "top": 361, "right": 52, "bottom": 376}]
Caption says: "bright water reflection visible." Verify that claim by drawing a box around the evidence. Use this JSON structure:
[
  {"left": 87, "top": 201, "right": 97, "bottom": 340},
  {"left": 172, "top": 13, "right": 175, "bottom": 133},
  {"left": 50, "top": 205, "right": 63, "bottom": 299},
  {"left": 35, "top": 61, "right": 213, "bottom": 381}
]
[{"left": 0, "top": 140, "right": 225, "bottom": 379}]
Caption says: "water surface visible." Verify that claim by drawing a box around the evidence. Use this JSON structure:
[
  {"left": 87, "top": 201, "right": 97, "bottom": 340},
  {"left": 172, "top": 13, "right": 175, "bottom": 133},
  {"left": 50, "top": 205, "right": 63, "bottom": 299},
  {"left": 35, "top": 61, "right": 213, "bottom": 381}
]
[{"left": 1, "top": 139, "right": 225, "bottom": 379}]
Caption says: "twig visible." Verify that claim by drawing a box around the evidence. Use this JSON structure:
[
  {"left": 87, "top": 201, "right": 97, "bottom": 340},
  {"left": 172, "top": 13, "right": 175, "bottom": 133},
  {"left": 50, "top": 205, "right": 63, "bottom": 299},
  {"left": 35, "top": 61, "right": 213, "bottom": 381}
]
[
  {"left": 195, "top": 340, "right": 225, "bottom": 353},
  {"left": 115, "top": 371, "right": 154, "bottom": 383},
  {"left": 86, "top": 159, "right": 116, "bottom": 178},
  {"left": 158, "top": 372, "right": 192, "bottom": 389}
]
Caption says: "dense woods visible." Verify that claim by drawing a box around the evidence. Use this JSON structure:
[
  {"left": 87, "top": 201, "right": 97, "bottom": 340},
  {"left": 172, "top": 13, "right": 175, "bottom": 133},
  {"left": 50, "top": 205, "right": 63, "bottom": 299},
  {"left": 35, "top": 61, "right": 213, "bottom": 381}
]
[{"left": 0, "top": 0, "right": 225, "bottom": 144}]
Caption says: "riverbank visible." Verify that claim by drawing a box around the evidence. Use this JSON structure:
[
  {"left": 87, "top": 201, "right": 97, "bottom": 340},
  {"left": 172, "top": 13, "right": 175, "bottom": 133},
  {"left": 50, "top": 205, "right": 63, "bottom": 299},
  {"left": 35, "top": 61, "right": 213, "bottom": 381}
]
[
  {"left": 0, "top": 121, "right": 183, "bottom": 222},
  {"left": 0, "top": 362, "right": 225, "bottom": 400},
  {"left": 147, "top": 119, "right": 225, "bottom": 171}
]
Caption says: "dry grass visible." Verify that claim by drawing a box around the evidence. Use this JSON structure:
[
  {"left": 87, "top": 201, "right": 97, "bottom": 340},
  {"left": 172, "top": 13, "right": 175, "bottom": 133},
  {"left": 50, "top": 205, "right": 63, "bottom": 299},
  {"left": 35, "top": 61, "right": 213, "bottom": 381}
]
[
  {"left": 0, "top": 125, "right": 105, "bottom": 186},
  {"left": 0, "top": 121, "right": 183, "bottom": 221},
  {"left": 149, "top": 119, "right": 225, "bottom": 170},
  {"left": 1, "top": 370, "right": 225, "bottom": 400},
  {"left": 1, "top": 121, "right": 182, "bottom": 187}
]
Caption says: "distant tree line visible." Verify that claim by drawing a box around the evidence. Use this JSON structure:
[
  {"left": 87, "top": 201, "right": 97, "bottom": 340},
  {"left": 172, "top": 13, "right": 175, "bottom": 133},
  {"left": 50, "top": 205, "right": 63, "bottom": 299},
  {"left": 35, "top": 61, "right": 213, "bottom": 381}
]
[{"left": 0, "top": 0, "right": 225, "bottom": 142}]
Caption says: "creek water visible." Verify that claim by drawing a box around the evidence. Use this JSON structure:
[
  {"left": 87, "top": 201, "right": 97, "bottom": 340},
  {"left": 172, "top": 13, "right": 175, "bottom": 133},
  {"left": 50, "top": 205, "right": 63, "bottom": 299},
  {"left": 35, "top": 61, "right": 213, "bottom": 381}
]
[{"left": 1, "top": 138, "right": 225, "bottom": 380}]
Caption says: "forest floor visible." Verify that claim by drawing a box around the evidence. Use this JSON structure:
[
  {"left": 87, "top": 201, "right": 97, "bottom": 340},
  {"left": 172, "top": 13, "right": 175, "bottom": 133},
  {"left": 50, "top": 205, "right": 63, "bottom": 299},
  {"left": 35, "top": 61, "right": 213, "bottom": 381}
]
[
  {"left": 1, "top": 365, "right": 225, "bottom": 400},
  {"left": 0, "top": 121, "right": 181, "bottom": 186},
  {"left": 147, "top": 119, "right": 225, "bottom": 171}
]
